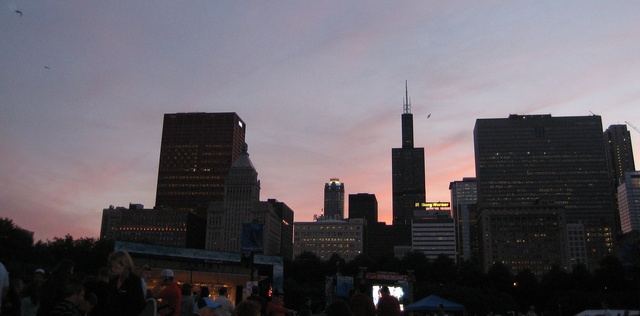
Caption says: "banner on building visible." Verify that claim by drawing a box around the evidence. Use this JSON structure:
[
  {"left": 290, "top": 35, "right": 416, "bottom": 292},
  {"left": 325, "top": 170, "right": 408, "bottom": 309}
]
[
  {"left": 241, "top": 222, "right": 264, "bottom": 253},
  {"left": 336, "top": 275, "right": 353, "bottom": 297}
]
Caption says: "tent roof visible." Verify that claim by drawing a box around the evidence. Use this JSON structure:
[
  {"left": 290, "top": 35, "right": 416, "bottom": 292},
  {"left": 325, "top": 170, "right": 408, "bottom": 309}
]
[
  {"left": 575, "top": 310, "right": 640, "bottom": 316},
  {"left": 404, "top": 295, "right": 465, "bottom": 312}
]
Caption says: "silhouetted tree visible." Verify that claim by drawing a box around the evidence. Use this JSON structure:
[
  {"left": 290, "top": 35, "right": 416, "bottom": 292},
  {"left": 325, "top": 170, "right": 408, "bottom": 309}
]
[
  {"left": 486, "top": 262, "right": 514, "bottom": 294},
  {"left": 539, "top": 264, "right": 570, "bottom": 316},
  {"left": 343, "top": 253, "right": 376, "bottom": 281},
  {"left": 430, "top": 254, "right": 456, "bottom": 284},
  {"left": 287, "top": 251, "right": 326, "bottom": 283},
  {"left": 372, "top": 253, "right": 400, "bottom": 273},
  {"left": 513, "top": 269, "right": 540, "bottom": 313},
  {"left": 399, "top": 251, "right": 429, "bottom": 282},
  {"left": 327, "top": 253, "right": 346, "bottom": 276},
  {"left": 0, "top": 217, "right": 34, "bottom": 276},
  {"left": 567, "top": 264, "right": 594, "bottom": 292},
  {"left": 456, "top": 260, "right": 486, "bottom": 288}
]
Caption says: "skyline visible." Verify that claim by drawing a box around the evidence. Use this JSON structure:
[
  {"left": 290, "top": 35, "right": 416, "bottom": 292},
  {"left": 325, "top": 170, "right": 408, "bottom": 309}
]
[{"left": 2, "top": 1, "right": 640, "bottom": 242}]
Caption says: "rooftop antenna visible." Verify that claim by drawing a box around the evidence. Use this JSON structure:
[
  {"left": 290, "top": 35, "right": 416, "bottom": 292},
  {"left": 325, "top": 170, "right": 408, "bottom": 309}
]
[
  {"left": 403, "top": 80, "right": 411, "bottom": 114},
  {"left": 625, "top": 121, "right": 640, "bottom": 134}
]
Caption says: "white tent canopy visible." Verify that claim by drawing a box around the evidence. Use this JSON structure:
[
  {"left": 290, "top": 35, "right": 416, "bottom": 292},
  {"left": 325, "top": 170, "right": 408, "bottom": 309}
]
[{"left": 575, "top": 310, "right": 639, "bottom": 316}]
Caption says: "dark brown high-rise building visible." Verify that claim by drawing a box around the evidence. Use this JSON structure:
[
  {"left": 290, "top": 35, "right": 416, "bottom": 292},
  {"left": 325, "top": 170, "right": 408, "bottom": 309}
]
[
  {"left": 474, "top": 114, "right": 616, "bottom": 270},
  {"left": 392, "top": 82, "right": 426, "bottom": 226},
  {"left": 155, "top": 112, "right": 246, "bottom": 214}
]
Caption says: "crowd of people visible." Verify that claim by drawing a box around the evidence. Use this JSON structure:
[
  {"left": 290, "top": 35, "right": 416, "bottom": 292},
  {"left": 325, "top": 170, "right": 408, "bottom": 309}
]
[{"left": 0, "top": 254, "right": 403, "bottom": 316}]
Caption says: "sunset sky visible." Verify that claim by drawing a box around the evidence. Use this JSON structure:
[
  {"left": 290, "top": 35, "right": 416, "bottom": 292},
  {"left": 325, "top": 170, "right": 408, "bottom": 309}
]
[{"left": 2, "top": 1, "right": 639, "bottom": 242}]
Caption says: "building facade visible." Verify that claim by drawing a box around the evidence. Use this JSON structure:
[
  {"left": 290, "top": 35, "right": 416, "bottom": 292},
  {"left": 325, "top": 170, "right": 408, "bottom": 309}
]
[
  {"left": 604, "top": 124, "right": 636, "bottom": 187},
  {"left": 604, "top": 124, "right": 636, "bottom": 234},
  {"left": 474, "top": 114, "right": 616, "bottom": 269},
  {"left": 155, "top": 112, "right": 246, "bottom": 215},
  {"left": 348, "top": 193, "right": 378, "bottom": 223},
  {"left": 100, "top": 204, "right": 205, "bottom": 249},
  {"left": 365, "top": 223, "right": 411, "bottom": 259},
  {"left": 478, "top": 204, "right": 569, "bottom": 276},
  {"left": 618, "top": 171, "right": 640, "bottom": 233},
  {"left": 324, "top": 178, "right": 345, "bottom": 219},
  {"left": 206, "top": 144, "right": 282, "bottom": 256},
  {"left": 411, "top": 211, "right": 456, "bottom": 262},
  {"left": 267, "top": 198, "right": 295, "bottom": 261},
  {"left": 293, "top": 218, "right": 365, "bottom": 261},
  {"left": 449, "top": 178, "right": 478, "bottom": 263},
  {"left": 392, "top": 82, "right": 426, "bottom": 226},
  {"left": 566, "top": 223, "right": 587, "bottom": 267}
]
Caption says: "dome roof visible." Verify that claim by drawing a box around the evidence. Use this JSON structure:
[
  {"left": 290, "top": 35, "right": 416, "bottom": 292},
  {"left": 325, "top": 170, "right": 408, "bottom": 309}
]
[{"left": 231, "top": 143, "right": 255, "bottom": 169}]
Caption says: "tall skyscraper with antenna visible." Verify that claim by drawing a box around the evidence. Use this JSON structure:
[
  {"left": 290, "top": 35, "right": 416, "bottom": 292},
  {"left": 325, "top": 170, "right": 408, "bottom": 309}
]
[{"left": 391, "top": 81, "right": 426, "bottom": 226}]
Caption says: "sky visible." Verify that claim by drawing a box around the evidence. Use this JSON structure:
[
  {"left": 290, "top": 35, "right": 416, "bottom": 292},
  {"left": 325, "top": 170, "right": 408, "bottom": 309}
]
[{"left": 2, "top": 1, "right": 640, "bottom": 242}]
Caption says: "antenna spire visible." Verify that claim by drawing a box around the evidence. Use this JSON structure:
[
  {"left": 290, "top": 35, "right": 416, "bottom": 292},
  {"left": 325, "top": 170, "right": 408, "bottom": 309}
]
[{"left": 403, "top": 80, "right": 411, "bottom": 114}]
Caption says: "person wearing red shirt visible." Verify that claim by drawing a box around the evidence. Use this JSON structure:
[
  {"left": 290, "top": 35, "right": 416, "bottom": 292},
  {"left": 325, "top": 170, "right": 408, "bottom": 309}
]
[
  {"left": 265, "top": 289, "right": 294, "bottom": 316},
  {"left": 157, "top": 269, "right": 182, "bottom": 316}
]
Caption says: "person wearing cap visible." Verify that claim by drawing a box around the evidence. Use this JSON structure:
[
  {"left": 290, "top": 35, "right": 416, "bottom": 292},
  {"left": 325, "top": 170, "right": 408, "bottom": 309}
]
[
  {"left": 375, "top": 286, "right": 399, "bottom": 316},
  {"left": 106, "top": 251, "right": 146, "bottom": 316},
  {"left": 265, "top": 289, "right": 294, "bottom": 316},
  {"left": 33, "top": 269, "right": 45, "bottom": 285},
  {"left": 194, "top": 297, "right": 220, "bottom": 316},
  {"left": 156, "top": 269, "right": 182, "bottom": 316}
]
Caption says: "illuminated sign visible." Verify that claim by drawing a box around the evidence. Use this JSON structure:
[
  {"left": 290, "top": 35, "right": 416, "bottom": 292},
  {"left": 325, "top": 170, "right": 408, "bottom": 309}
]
[
  {"left": 414, "top": 202, "right": 450, "bottom": 208},
  {"left": 365, "top": 272, "right": 410, "bottom": 281}
]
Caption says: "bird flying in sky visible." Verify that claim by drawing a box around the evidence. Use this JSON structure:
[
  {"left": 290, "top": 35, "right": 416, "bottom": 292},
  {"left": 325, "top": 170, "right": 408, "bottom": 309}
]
[{"left": 15, "top": 10, "right": 22, "bottom": 17}]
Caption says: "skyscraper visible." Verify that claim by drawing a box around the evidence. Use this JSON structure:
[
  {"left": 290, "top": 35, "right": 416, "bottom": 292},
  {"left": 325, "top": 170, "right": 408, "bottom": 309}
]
[
  {"left": 604, "top": 124, "right": 636, "bottom": 234},
  {"left": 324, "top": 178, "right": 344, "bottom": 219},
  {"left": 205, "top": 144, "right": 291, "bottom": 256},
  {"left": 604, "top": 124, "right": 636, "bottom": 187},
  {"left": 449, "top": 177, "right": 478, "bottom": 263},
  {"left": 392, "top": 82, "right": 426, "bottom": 225},
  {"left": 206, "top": 143, "right": 279, "bottom": 254},
  {"left": 618, "top": 171, "right": 640, "bottom": 233},
  {"left": 474, "top": 114, "right": 616, "bottom": 269},
  {"left": 348, "top": 193, "right": 378, "bottom": 223},
  {"left": 267, "top": 198, "right": 295, "bottom": 260},
  {"left": 155, "top": 112, "right": 246, "bottom": 214}
]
